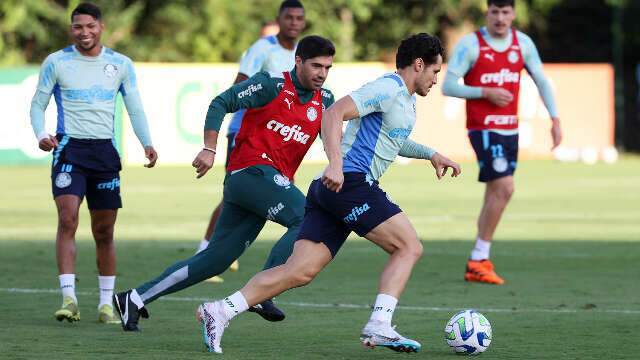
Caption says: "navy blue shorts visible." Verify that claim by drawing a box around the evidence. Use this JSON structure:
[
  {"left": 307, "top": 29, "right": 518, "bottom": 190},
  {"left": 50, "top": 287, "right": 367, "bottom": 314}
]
[
  {"left": 51, "top": 135, "right": 122, "bottom": 210},
  {"left": 469, "top": 130, "right": 519, "bottom": 182},
  {"left": 296, "top": 172, "right": 402, "bottom": 257},
  {"left": 224, "top": 132, "right": 237, "bottom": 168}
]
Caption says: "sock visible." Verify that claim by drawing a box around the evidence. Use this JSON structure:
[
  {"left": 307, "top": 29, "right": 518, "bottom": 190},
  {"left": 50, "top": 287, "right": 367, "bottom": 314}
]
[
  {"left": 221, "top": 291, "right": 249, "bottom": 320},
  {"left": 98, "top": 275, "right": 115, "bottom": 308},
  {"left": 470, "top": 238, "right": 492, "bottom": 261},
  {"left": 369, "top": 293, "right": 398, "bottom": 324},
  {"left": 59, "top": 274, "right": 77, "bottom": 303},
  {"left": 196, "top": 239, "right": 209, "bottom": 254},
  {"left": 130, "top": 289, "right": 145, "bottom": 309}
]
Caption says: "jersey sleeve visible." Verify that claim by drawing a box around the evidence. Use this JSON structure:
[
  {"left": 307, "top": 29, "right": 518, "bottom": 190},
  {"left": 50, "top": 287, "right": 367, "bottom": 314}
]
[
  {"left": 204, "top": 71, "right": 280, "bottom": 131},
  {"left": 349, "top": 77, "right": 400, "bottom": 118},
  {"left": 119, "top": 57, "right": 153, "bottom": 147},
  {"left": 446, "top": 34, "right": 479, "bottom": 78},
  {"left": 518, "top": 32, "right": 559, "bottom": 118},
  {"left": 238, "top": 38, "right": 271, "bottom": 77},
  {"left": 36, "top": 54, "right": 58, "bottom": 94},
  {"left": 320, "top": 88, "right": 335, "bottom": 110}
]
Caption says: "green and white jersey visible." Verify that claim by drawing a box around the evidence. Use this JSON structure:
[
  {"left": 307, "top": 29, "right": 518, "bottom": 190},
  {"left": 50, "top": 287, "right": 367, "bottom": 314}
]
[
  {"left": 30, "top": 45, "right": 152, "bottom": 146},
  {"left": 343, "top": 73, "right": 416, "bottom": 181}
]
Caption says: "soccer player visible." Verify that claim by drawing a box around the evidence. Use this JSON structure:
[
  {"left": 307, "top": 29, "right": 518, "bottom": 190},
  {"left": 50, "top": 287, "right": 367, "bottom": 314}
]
[
  {"left": 113, "top": 35, "right": 336, "bottom": 332},
  {"left": 442, "top": 0, "right": 562, "bottom": 284},
  {"left": 195, "top": 0, "right": 306, "bottom": 283},
  {"left": 196, "top": 33, "right": 462, "bottom": 354},
  {"left": 29, "top": 2, "right": 157, "bottom": 323}
]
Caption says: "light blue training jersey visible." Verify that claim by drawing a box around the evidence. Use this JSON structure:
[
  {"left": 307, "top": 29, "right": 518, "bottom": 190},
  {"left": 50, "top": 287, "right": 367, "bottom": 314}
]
[
  {"left": 228, "top": 35, "right": 296, "bottom": 134},
  {"left": 30, "top": 45, "right": 152, "bottom": 146},
  {"left": 343, "top": 73, "right": 416, "bottom": 181}
]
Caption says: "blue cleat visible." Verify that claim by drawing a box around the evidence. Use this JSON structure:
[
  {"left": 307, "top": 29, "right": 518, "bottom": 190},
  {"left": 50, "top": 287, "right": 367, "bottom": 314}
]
[{"left": 360, "top": 320, "right": 422, "bottom": 353}]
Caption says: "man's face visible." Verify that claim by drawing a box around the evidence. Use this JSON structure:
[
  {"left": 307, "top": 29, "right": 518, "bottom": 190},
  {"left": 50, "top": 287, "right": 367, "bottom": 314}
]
[
  {"left": 295, "top": 55, "right": 333, "bottom": 90},
  {"left": 277, "top": 7, "right": 305, "bottom": 41},
  {"left": 415, "top": 55, "right": 442, "bottom": 97},
  {"left": 71, "top": 14, "right": 103, "bottom": 52},
  {"left": 486, "top": 4, "right": 515, "bottom": 38}
]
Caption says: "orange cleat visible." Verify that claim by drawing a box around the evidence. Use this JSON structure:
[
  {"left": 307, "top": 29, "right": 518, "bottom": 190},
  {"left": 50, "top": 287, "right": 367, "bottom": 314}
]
[{"left": 464, "top": 259, "right": 505, "bottom": 285}]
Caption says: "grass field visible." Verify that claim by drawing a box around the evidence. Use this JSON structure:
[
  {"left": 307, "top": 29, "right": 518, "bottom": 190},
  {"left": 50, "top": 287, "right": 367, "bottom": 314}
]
[{"left": 1, "top": 158, "right": 639, "bottom": 359}]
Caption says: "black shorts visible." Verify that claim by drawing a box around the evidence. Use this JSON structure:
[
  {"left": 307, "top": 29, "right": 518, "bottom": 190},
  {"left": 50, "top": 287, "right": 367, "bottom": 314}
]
[
  {"left": 469, "top": 130, "right": 518, "bottom": 182},
  {"left": 51, "top": 135, "right": 122, "bottom": 210},
  {"left": 296, "top": 172, "right": 402, "bottom": 257}
]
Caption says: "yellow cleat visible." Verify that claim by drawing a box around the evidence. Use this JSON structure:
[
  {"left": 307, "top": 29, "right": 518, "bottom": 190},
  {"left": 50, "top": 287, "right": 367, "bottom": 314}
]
[
  {"left": 229, "top": 260, "right": 239, "bottom": 272},
  {"left": 98, "top": 304, "right": 121, "bottom": 324},
  {"left": 205, "top": 276, "right": 224, "bottom": 283},
  {"left": 55, "top": 296, "right": 80, "bottom": 322}
]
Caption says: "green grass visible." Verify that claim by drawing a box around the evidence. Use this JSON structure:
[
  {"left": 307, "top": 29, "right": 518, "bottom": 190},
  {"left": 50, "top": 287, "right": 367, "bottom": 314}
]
[{"left": 1, "top": 158, "right": 639, "bottom": 359}]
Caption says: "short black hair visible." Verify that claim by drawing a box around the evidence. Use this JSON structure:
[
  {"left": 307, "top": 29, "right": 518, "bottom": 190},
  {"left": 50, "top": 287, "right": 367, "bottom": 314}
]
[
  {"left": 295, "top": 35, "right": 335, "bottom": 61},
  {"left": 487, "top": 0, "right": 515, "bottom": 8},
  {"left": 71, "top": 2, "right": 102, "bottom": 22},
  {"left": 279, "top": 0, "right": 304, "bottom": 14},
  {"left": 395, "top": 33, "right": 443, "bottom": 69}
]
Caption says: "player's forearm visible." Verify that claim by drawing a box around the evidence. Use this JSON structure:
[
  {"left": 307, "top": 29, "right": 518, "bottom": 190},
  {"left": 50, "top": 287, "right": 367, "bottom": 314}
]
[
  {"left": 203, "top": 129, "right": 219, "bottom": 150},
  {"left": 398, "top": 139, "right": 436, "bottom": 160},
  {"left": 530, "top": 71, "right": 559, "bottom": 118},
  {"left": 204, "top": 97, "right": 228, "bottom": 132},
  {"left": 321, "top": 107, "right": 344, "bottom": 168},
  {"left": 442, "top": 72, "right": 483, "bottom": 99},
  {"left": 123, "top": 91, "right": 153, "bottom": 147},
  {"left": 30, "top": 90, "right": 50, "bottom": 141}
]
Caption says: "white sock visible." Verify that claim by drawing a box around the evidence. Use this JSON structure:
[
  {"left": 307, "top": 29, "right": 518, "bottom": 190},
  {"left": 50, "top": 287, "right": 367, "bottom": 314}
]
[
  {"left": 470, "top": 238, "right": 492, "bottom": 261},
  {"left": 98, "top": 275, "right": 115, "bottom": 308},
  {"left": 369, "top": 293, "right": 398, "bottom": 324},
  {"left": 130, "top": 289, "right": 145, "bottom": 309},
  {"left": 221, "top": 291, "right": 249, "bottom": 320},
  {"left": 59, "top": 274, "right": 77, "bottom": 303},
  {"left": 196, "top": 239, "right": 209, "bottom": 254}
]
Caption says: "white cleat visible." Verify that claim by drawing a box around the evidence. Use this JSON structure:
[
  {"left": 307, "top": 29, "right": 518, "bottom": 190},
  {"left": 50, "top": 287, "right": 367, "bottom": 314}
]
[
  {"left": 360, "top": 320, "right": 422, "bottom": 353},
  {"left": 197, "top": 301, "right": 228, "bottom": 354}
]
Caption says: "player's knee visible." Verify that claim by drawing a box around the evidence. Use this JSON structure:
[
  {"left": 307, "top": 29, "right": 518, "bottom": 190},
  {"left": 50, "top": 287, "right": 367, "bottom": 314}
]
[
  {"left": 404, "top": 237, "right": 423, "bottom": 260},
  {"left": 286, "top": 264, "right": 320, "bottom": 288},
  {"left": 499, "top": 184, "right": 514, "bottom": 202},
  {"left": 58, "top": 211, "right": 79, "bottom": 232},
  {"left": 93, "top": 223, "right": 114, "bottom": 245}
]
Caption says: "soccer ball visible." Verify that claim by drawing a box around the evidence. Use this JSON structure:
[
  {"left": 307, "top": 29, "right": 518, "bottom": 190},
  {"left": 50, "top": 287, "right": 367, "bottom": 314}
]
[{"left": 444, "top": 310, "right": 492, "bottom": 355}]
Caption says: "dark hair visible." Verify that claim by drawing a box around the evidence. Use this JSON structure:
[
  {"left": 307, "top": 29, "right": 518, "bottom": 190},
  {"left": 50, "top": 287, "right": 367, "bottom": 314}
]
[
  {"left": 487, "top": 0, "right": 515, "bottom": 8},
  {"left": 396, "top": 33, "right": 443, "bottom": 69},
  {"left": 71, "top": 2, "right": 102, "bottom": 22},
  {"left": 279, "top": 0, "right": 304, "bottom": 14},
  {"left": 295, "top": 35, "right": 335, "bottom": 61}
]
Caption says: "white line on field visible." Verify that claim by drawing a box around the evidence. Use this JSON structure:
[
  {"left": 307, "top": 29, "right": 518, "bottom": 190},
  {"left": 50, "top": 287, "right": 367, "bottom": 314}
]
[{"left": 2, "top": 287, "right": 639, "bottom": 315}]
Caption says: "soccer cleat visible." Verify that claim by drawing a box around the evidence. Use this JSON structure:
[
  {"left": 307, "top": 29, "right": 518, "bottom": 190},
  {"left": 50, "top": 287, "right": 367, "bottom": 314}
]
[
  {"left": 98, "top": 303, "right": 121, "bottom": 324},
  {"left": 464, "top": 259, "right": 505, "bottom": 285},
  {"left": 204, "top": 276, "right": 224, "bottom": 283},
  {"left": 113, "top": 290, "right": 149, "bottom": 331},
  {"left": 247, "top": 299, "right": 285, "bottom": 322},
  {"left": 229, "top": 259, "right": 239, "bottom": 272},
  {"left": 54, "top": 296, "right": 80, "bottom": 322},
  {"left": 197, "top": 301, "right": 229, "bottom": 354},
  {"left": 360, "top": 320, "right": 421, "bottom": 353}
]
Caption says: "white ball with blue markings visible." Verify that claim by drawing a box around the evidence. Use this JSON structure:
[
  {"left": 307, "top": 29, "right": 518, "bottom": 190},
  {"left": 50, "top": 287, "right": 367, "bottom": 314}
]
[{"left": 444, "top": 310, "right": 492, "bottom": 355}]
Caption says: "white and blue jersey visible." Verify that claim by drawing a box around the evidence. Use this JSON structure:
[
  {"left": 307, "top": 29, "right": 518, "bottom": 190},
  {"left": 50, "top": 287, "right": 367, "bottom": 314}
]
[
  {"left": 343, "top": 73, "right": 416, "bottom": 181},
  {"left": 30, "top": 45, "right": 152, "bottom": 146},
  {"left": 228, "top": 35, "right": 296, "bottom": 134}
]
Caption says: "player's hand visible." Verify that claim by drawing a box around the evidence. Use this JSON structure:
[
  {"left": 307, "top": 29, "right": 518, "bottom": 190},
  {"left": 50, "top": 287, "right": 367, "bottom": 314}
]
[
  {"left": 38, "top": 135, "right": 58, "bottom": 152},
  {"left": 550, "top": 117, "right": 562, "bottom": 150},
  {"left": 483, "top": 88, "right": 513, "bottom": 107},
  {"left": 429, "top": 152, "right": 462, "bottom": 180},
  {"left": 321, "top": 164, "right": 344, "bottom": 193},
  {"left": 144, "top": 146, "right": 158, "bottom": 168},
  {"left": 192, "top": 149, "right": 215, "bottom": 179}
]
